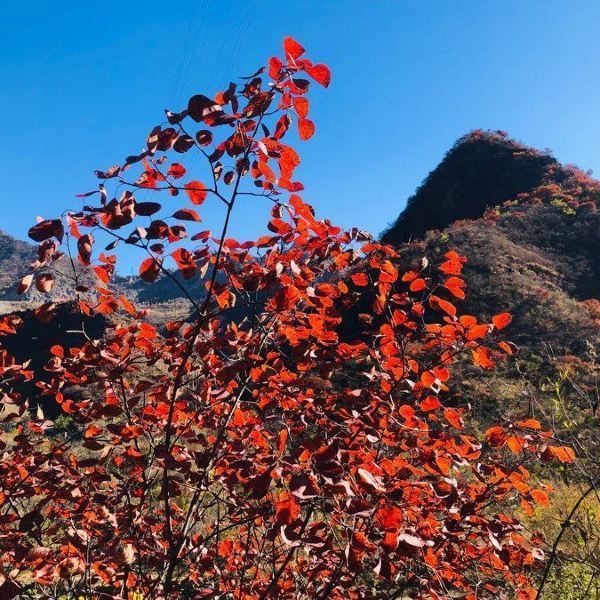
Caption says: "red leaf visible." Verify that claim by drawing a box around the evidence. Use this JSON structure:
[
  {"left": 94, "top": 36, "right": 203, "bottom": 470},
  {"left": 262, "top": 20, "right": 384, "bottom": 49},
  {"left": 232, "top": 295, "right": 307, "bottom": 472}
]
[
  {"left": 305, "top": 63, "right": 331, "bottom": 87},
  {"left": 172, "top": 208, "right": 201, "bottom": 222},
  {"left": 171, "top": 248, "right": 197, "bottom": 279},
  {"left": 77, "top": 233, "right": 94, "bottom": 266},
  {"left": 283, "top": 36, "right": 305, "bottom": 60},
  {"left": 268, "top": 56, "right": 283, "bottom": 80},
  {"left": 135, "top": 202, "right": 162, "bottom": 216},
  {"left": 357, "top": 467, "right": 386, "bottom": 492},
  {"left": 298, "top": 118, "right": 315, "bottom": 140},
  {"left": 119, "top": 295, "right": 137, "bottom": 316},
  {"left": 196, "top": 130, "right": 213, "bottom": 146},
  {"left": 351, "top": 272, "right": 369, "bottom": 287},
  {"left": 485, "top": 426, "right": 507, "bottom": 447},
  {"left": 28, "top": 219, "right": 64, "bottom": 243},
  {"left": 35, "top": 273, "right": 55, "bottom": 293},
  {"left": 409, "top": 278, "right": 426, "bottom": 292},
  {"left": 273, "top": 114, "right": 291, "bottom": 140},
  {"left": 275, "top": 491, "right": 301, "bottom": 525},
  {"left": 375, "top": 504, "right": 403, "bottom": 530},
  {"left": 93, "top": 265, "right": 111, "bottom": 284},
  {"left": 139, "top": 257, "right": 161, "bottom": 282},
  {"left": 292, "top": 96, "right": 309, "bottom": 119},
  {"left": 167, "top": 163, "right": 186, "bottom": 179},
  {"left": 185, "top": 181, "right": 208, "bottom": 205}
]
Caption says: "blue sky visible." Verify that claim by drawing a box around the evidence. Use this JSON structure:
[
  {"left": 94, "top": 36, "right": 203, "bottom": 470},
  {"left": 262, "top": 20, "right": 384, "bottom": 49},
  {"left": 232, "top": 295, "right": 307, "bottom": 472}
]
[{"left": 1, "top": 1, "right": 599, "bottom": 273}]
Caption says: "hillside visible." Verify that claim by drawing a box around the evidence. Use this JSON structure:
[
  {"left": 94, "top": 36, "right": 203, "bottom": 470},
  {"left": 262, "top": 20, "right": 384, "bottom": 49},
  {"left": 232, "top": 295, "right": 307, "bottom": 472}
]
[{"left": 382, "top": 130, "right": 600, "bottom": 454}]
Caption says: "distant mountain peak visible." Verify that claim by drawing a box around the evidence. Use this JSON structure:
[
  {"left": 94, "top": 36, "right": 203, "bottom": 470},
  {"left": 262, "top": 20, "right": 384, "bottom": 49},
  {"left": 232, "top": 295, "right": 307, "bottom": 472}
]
[{"left": 380, "top": 129, "right": 583, "bottom": 244}]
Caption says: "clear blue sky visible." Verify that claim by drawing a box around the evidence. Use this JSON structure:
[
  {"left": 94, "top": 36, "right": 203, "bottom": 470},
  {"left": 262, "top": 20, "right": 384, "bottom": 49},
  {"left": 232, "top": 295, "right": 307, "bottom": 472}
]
[{"left": 1, "top": 1, "right": 599, "bottom": 273}]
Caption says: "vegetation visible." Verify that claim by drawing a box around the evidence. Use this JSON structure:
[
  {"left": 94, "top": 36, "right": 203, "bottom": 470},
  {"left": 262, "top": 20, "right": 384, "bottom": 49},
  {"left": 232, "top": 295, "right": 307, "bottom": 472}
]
[{"left": 0, "top": 38, "right": 597, "bottom": 599}]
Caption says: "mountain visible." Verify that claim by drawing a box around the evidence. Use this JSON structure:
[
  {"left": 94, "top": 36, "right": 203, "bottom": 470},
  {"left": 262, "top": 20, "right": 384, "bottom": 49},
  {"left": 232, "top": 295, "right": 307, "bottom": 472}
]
[
  {"left": 381, "top": 130, "right": 576, "bottom": 244},
  {"left": 0, "top": 231, "right": 38, "bottom": 303},
  {"left": 0, "top": 230, "right": 202, "bottom": 319},
  {"left": 382, "top": 130, "right": 600, "bottom": 433}
]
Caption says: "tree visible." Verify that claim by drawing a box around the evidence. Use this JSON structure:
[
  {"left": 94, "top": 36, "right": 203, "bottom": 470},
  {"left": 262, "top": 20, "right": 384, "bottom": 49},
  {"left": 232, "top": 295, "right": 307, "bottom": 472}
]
[{"left": 0, "top": 37, "right": 575, "bottom": 599}]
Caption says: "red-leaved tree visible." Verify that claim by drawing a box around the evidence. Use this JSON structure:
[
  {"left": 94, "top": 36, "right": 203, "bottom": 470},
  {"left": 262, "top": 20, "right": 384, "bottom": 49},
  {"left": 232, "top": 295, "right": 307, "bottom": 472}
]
[{"left": 0, "top": 38, "right": 575, "bottom": 599}]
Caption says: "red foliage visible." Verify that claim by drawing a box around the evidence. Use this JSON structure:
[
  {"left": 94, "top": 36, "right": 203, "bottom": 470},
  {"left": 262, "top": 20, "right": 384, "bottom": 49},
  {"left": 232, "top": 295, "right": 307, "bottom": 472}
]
[{"left": 0, "top": 38, "right": 575, "bottom": 598}]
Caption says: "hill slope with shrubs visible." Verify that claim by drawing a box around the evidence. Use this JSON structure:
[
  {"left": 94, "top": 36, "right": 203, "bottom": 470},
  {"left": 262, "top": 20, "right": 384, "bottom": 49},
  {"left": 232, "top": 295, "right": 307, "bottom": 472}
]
[{"left": 383, "top": 130, "right": 599, "bottom": 463}]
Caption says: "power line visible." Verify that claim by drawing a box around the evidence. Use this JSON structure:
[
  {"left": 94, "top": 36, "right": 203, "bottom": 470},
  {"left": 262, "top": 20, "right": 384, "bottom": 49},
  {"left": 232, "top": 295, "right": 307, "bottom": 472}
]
[
  {"left": 223, "top": 0, "right": 258, "bottom": 84},
  {"left": 170, "top": 0, "right": 200, "bottom": 108},
  {"left": 174, "top": 0, "right": 208, "bottom": 108}
]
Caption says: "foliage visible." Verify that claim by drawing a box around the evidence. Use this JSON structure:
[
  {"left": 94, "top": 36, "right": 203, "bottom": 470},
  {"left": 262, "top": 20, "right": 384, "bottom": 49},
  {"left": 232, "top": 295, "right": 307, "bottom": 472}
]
[
  {"left": 523, "top": 479, "right": 600, "bottom": 600},
  {"left": 379, "top": 141, "right": 600, "bottom": 456},
  {"left": 543, "top": 562, "right": 599, "bottom": 600},
  {"left": 0, "top": 39, "right": 576, "bottom": 599}
]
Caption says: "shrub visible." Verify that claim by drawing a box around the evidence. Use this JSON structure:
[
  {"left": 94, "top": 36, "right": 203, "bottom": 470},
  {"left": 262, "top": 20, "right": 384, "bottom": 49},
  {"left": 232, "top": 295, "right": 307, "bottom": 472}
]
[{"left": 0, "top": 38, "right": 575, "bottom": 599}]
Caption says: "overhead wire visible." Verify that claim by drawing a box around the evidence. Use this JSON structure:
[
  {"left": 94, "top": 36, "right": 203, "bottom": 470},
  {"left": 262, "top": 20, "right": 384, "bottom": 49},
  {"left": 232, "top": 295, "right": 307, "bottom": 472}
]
[
  {"left": 222, "top": 0, "right": 258, "bottom": 84},
  {"left": 173, "top": 0, "right": 208, "bottom": 109},
  {"left": 170, "top": 0, "right": 204, "bottom": 110}
]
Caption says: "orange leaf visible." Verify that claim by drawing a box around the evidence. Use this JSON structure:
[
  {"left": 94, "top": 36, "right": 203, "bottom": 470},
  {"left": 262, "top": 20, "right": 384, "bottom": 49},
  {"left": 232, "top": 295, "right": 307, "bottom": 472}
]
[
  {"left": 530, "top": 489, "right": 549, "bottom": 506},
  {"left": 485, "top": 426, "right": 507, "bottom": 447},
  {"left": 520, "top": 498, "right": 534, "bottom": 516},
  {"left": 298, "top": 118, "right": 315, "bottom": 141},
  {"left": 516, "top": 418, "right": 541, "bottom": 430},
  {"left": 443, "top": 408, "right": 463, "bottom": 429},
  {"left": 492, "top": 312, "right": 512, "bottom": 330},
  {"left": 471, "top": 347, "right": 494, "bottom": 369},
  {"left": 420, "top": 371, "right": 436, "bottom": 389},
  {"left": 466, "top": 324, "right": 489, "bottom": 341},
  {"left": 545, "top": 445, "right": 575, "bottom": 463},
  {"left": 459, "top": 315, "right": 477, "bottom": 327},
  {"left": 436, "top": 455, "right": 452, "bottom": 475},
  {"left": 419, "top": 396, "right": 441, "bottom": 412},
  {"left": 506, "top": 435, "right": 524, "bottom": 453},
  {"left": 444, "top": 276, "right": 466, "bottom": 299},
  {"left": 185, "top": 181, "right": 208, "bottom": 205},
  {"left": 119, "top": 295, "right": 137, "bottom": 316},
  {"left": 498, "top": 341, "right": 517, "bottom": 355},
  {"left": 93, "top": 265, "right": 111, "bottom": 284},
  {"left": 430, "top": 296, "right": 456, "bottom": 317}
]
